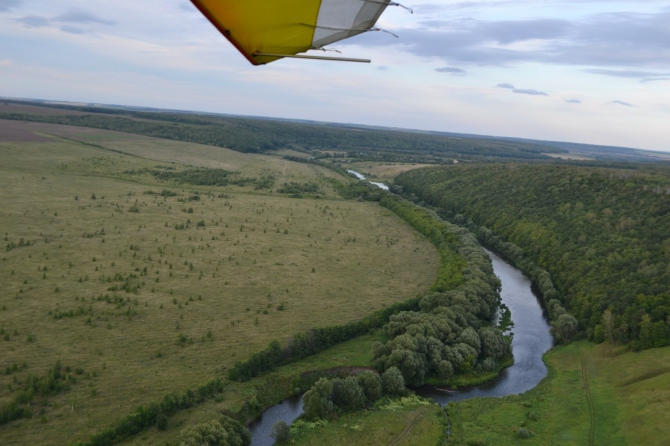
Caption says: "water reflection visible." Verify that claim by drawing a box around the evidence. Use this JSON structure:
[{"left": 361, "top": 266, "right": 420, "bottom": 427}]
[{"left": 248, "top": 395, "right": 304, "bottom": 446}]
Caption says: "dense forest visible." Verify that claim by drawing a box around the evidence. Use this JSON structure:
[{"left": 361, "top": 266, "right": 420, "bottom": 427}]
[
  {"left": 0, "top": 101, "right": 567, "bottom": 161},
  {"left": 395, "top": 164, "right": 670, "bottom": 350}
]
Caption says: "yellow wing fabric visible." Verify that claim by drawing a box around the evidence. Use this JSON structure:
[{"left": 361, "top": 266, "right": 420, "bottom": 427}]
[{"left": 191, "top": 0, "right": 390, "bottom": 65}]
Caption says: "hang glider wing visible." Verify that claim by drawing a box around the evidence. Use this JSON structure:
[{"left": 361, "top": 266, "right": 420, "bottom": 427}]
[{"left": 190, "top": 0, "right": 392, "bottom": 65}]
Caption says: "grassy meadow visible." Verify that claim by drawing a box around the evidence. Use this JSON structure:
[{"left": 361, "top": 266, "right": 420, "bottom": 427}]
[
  {"left": 0, "top": 122, "right": 440, "bottom": 445},
  {"left": 448, "top": 341, "right": 670, "bottom": 445},
  {"left": 290, "top": 398, "right": 446, "bottom": 446}
]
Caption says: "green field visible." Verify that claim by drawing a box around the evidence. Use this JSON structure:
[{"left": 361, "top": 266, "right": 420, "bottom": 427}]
[
  {"left": 290, "top": 397, "right": 446, "bottom": 446},
  {"left": 0, "top": 124, "right": 440, "bottom": 445},
  {"left": 449, "top": 341, "right": 670, "bottom": 445}
]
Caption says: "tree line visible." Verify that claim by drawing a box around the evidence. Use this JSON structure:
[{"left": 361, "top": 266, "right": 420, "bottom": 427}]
[
  {"left": 0, "top": 108, "right": 565, "bottom": 160},
  {"left": 124, "top": 167, "right": 275, "bottom": 190}
]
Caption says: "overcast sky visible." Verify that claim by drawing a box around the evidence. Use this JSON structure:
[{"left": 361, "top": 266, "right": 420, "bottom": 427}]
[{"left": 1, "top": 1, "right": 669, "bottom": 152}]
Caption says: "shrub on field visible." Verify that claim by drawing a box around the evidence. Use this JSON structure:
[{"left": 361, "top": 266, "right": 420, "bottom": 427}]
[
  {"left": 156, "top": 413, "right": 168, "bottom": 431},
  {"left": 517, "top": 427, "right": 531, "bottom": 439}
]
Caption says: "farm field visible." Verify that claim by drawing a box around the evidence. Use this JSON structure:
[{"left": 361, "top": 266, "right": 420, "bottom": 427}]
[
  {"left": 0, "top": 122, "right": 440, "bottom": 445},
  {"left": 448, "top": 341, "right": 670, "bottom": 445}
]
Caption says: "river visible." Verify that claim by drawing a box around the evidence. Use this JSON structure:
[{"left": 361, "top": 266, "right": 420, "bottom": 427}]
[
  {"left": 416, "top": 249, "right": 553, "bottom": 403},
  {"left": 346, "top": 169, "right": 389, "bottom": 190},
  {"left": 248, "top": 248, "right": 553, "bottom": 445}
]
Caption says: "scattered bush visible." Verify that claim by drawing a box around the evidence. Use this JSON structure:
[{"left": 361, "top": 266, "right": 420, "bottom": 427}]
[
  {"left": 156, "top": 413, "right": 168, "bottom": 431},
  {"left": 517, "top": 427, "right": 531, "bottom": 439}
]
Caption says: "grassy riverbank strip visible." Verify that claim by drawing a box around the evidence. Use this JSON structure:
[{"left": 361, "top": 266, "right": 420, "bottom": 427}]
[
  {"left": 289, "top": 396, "right": 447, "bottom": 446},
  {"left": 448, "top": 341, "right": 670, "bottom": 445}
]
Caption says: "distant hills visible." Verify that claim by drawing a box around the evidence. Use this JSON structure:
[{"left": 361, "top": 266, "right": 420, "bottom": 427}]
[{"left": 1, "top": 96, "right": 668, "bottom": 163}]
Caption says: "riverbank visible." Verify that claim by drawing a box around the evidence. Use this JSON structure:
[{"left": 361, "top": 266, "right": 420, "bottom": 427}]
[
  {"left": 423, "top": 355, "right": 514, "bottom": 388},
  {"left": 448, "top": 341, "right": 670, "bottom": 445},
  {"left": 289, "top": 398, "right": 446, "bottom": 446}
]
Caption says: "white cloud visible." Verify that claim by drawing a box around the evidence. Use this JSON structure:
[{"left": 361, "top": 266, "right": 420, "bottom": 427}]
[{"left": 513, "top": 88, "right": 548, "bottom": 96}]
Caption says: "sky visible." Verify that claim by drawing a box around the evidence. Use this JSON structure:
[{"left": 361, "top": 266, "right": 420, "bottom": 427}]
[{"left": 1, "top": 1, "right": 669, "bottom": 152}]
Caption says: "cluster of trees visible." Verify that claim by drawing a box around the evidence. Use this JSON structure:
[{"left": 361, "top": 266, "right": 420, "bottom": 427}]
[
  {"left": 179, "top": 415, "right": 250, "bottom": 446},
  {"left": 5, "top": 238, "right": 34, "bottom": 252},
  {"left": 332, "top": 180, "right": 388, "bottom": 202},
  {"left": 276, "top": 181, "right": 321, "bottom": 195},
  {"left": 1, "top": 360, "right": 79, "bottom": 425},
  {"left": 395, "top": 164, "right": 670, "bottom": 349},
  {"left": 0, "top": 108, "right": 566, "bottom": 160},
  {"left": 124, "top": 167, "right": 275, "bottom": 190},
  {"left": 372, "top": 196, "right": 510, "bottom": 386},
  {"left": 302, "top": 369, "right": 405, "bottom": 421}
]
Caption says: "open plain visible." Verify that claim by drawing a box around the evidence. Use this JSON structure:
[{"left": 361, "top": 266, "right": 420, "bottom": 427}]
[{"left": 0, "top": 122, "right": 439, "bottom": 445}]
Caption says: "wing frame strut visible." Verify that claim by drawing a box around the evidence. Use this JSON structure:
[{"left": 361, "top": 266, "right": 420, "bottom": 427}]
[{"left": 252, "top": 52, "right": 371, "bottom": 63}]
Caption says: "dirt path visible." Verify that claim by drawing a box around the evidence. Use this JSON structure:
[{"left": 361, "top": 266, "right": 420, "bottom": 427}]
[
  {"left": 581, "top": 357, "right": 595, "bottom": 446},
  {"left": 387, "top": 412, "right": 420, "bottom": 446}
]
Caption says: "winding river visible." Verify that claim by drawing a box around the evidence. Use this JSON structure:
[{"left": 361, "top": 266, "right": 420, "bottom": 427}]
[
  {"left": 248, "top": 248, "right": 553, "bottom": 445},
  {"left": 416, "top": 249, "right": 554, "bottom": 403},
  {"left": 346, "top": 169, "right": 389, "bottom": 190}
]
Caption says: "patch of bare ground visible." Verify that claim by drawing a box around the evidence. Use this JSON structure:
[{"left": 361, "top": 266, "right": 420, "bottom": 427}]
[
  {"left": 0, "top": 103, "right": 88, "bottom": 116},
  {"left": 0, "top": 119, "right": 52, "bottom": 142}
]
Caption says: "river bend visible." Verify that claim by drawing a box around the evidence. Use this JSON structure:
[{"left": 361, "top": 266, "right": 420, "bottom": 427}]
[{"left": 248, "top": 248, "right": 554, "bottom": 445}]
